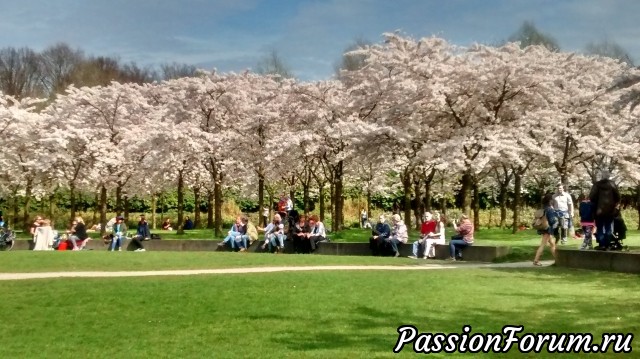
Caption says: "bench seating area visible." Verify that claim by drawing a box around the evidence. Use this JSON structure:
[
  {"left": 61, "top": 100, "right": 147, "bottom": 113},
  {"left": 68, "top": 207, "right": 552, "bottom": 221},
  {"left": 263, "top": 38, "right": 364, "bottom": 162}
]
[
  {"left": 555, "top": 248, "right": 640, "bottom": 274},
  {"left": 11, "top": 239, "right": 512, "bottom": 262}
]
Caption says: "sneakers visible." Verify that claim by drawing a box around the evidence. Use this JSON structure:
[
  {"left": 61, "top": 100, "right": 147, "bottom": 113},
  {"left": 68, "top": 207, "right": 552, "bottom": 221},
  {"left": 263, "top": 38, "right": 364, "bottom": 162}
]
[
  {"left": 239, "top": 248, "right": 246, "bottom": 252},
  {"left": 134, "top": 248, "right": 146, "bottom": 252},
  {"left": 394, "top": 252, "right": 400, "bottom": 257},
  {"left": 533, "top": 261, "right": 542, "bottom": 266},
  {"left": 447, "top": 257, "right": 456, "bottom": 261},
  {"left": 407, "top": 255, "right": 417, "bottom": 259}
]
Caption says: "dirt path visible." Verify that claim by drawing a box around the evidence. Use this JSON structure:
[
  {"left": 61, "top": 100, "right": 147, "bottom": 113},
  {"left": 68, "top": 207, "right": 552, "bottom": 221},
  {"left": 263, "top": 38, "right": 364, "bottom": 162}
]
[{"left": 0, "top": 260, "right": 553, "bottom": 281}]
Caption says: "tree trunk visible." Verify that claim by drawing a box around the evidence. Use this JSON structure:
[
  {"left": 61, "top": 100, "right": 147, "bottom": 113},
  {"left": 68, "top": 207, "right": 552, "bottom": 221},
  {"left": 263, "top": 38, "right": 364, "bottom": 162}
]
[
  {"left": 413, "top": 174, "right": 422, "bottom": 230},
  {"left": 498, "top": 183, "right": 508, "bottom": 229},
  {"left": 115, "top": 184, "right": 123, "bottom": 216},
  {"left": 177, "top": 170, "right": 185, "bottom": 235},
  {"left": 401, "top": 168, "right": 412, "bottom": 229},
  {"left": 329, "top": 182, "right": 334, "bottom": 229},
  {"left": 48, "top": 192, "right": 55, "bottom": 221},
  {"left": 636, "top": 184, "right": 640, "bottom": 230},
  {"left": 511, "top": 172, "right": 522, "bottom": 234},
  {"left": 12, "top": 188, "right": 19, "bottom": 229},
  {"left": 92, "top": 192, "right": 99, "bottom": 226},
  {"left": 99, "top": 185, "right": 107, "bottom": 237},
  {"left": 424, "top": 181, "right": 432, "bottom": 213},
  {"left": 258, "top": 171, "right": 264, "bottom": 222},
  {"left": 123, "top": 195, "right": 130, "bottom": 222},
  {"left": 193, "top": 187, "right": 201, "bottom": 228},
  {"left": 319, "top": 182, "right": 325, "bottom": 222},
  {"left": 69, "top": 182, "right": 77, "bottom": 225},
  {"left": 472, "top": 179, "right": 480, "bottom": 230},
  {"left": 151, "top": 194, "right": 157, "bottom": 230},
  {"left": 214, "top": 173, "right": 223, "bottom": 238},
  {"left": 207, "top": 190, "right": 214, "bottom": 229},
  {"left": 333, "top": 160, "right": 345, "bottom": 232},
  {"left": 22, "top": 179, "right": 33, "bottom": 232},
  {"left": 461, "top": 171, "right": 472, "bottom": 215}
]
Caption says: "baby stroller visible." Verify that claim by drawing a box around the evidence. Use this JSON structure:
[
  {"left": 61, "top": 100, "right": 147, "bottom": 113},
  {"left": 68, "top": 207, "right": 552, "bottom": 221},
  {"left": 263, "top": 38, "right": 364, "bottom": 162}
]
[
  {"left": 0, "top": 227, "right": 16, "bottom": 251},
  {"left": 609, "top": 214, "right": 627, "bottom": 251}
]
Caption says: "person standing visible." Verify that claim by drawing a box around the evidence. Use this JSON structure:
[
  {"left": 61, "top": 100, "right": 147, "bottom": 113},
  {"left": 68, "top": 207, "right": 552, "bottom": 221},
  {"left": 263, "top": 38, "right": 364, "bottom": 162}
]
[
  {"left": 262, "top": 206, "right": 269, "bottom": 227},
  {"left": 533, "top": 193, "right": 558, "bottom": 266},
  {"left": 360, "top": 208, "right": 368, "bottom": 228},
  {"left": 553, "top": 184, "right": 573, "bottom": 245},
  {"left": 589, "top": 171, "right": 620, "bottom": 250}
]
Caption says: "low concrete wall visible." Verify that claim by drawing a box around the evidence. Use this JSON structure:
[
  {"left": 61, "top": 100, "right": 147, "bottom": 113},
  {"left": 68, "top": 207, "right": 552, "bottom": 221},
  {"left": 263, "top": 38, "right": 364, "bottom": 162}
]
[
  {"left": 11, "top": 239, "right": 511, "bottom": 262},
  {"left": 555, "top": 249, "right": 640, "bottom": 274}
]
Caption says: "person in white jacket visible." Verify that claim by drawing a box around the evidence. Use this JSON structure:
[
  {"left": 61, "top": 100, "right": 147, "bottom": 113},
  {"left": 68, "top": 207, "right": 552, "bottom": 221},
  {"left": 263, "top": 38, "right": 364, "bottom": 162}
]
[
  {"left": 33, "top": 219, "right": 55, "bottom": 251},
  {"left": 424, "top": 212, "right": 445, "bottom": 259},
  {"left": 388, "top": 214, "right": 408, "bottom": 257}
]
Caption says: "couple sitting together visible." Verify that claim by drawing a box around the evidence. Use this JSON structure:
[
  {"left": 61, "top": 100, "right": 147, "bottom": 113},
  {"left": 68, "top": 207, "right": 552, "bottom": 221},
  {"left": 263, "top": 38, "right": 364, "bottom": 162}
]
[
  {"left": 407, "top": 212, "right": 474, "bottom": 260},
  {"left": 219, "top": 215, "right": 259, "bottom": 251}
]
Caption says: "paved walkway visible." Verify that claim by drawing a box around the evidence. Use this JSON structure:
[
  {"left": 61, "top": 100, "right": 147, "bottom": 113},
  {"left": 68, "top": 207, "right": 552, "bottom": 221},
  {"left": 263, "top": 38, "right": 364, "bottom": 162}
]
[{"left": 0, "top": 260, "right": 554, "bottom": 281}]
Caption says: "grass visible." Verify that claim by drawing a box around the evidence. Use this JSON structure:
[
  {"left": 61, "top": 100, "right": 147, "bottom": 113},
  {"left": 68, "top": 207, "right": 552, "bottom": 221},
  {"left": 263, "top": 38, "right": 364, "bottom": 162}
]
[
  {"left": 0, "top": 251, "right": 428, "bottom": 273},
  {"left": 0, "top": 267, "right": 638, "bottom": 358}
]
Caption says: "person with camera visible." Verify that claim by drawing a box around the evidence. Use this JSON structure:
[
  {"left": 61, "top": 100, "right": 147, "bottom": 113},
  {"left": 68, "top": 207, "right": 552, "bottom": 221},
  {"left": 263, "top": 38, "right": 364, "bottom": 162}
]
[{"left": 448, "top": 214, "right": 474, "bottom": 261}]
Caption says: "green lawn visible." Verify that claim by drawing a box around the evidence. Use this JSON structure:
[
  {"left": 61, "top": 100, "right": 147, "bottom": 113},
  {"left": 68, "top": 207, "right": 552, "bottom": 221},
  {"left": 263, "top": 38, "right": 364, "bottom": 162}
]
[
  {"left": 0, "top": 267, "right": 637, "bottom": 358},
  {"left": 0, "top": 251, "right": 427, "bottom": 273}
]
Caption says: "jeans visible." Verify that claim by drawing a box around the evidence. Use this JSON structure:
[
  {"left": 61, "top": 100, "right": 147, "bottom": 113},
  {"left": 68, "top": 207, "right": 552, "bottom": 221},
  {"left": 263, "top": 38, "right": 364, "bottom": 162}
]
[
  {"left": 554, "top": 211, "right": 569, "bottom": 243},
  {"left": 581, "top": 225, "right": 594, "bottom": 249},
  {"left": 234, "top": 235, "right": 250, "bottom": 249},
  {"left": 412, "top": 239, "right": 425, "bottom": 257},
  {"left": 110, "top": 235, "right": 125, "bottom": 251},
  {"left": 69, "top": 235, "right": 81, "bottom": 248},
  {"left": 449, "top": 239, "right": 471, "bottom": 258},
  {"left": 596, "top": 219, "right": 614, "bottom": 248},
  {"left": 222, "top": 231, "right": 242, "bottom": 246},
  {"left": 267, "top": 233, "right": 285, "bottom": 251},
  {"left": 388, "top": 237, "right": 402, "bottom": 254}
]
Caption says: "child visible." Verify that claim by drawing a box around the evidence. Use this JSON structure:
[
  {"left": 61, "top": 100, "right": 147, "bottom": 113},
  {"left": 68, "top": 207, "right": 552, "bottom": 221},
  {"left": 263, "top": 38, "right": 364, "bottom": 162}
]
[{"left": 578, "top": 196, "right": 595, "bottom": 250}]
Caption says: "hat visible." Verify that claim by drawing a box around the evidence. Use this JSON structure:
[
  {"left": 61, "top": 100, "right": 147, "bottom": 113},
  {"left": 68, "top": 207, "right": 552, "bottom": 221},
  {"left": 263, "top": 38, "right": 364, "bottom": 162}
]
[{"left": 116, "top": 216, "right": 124, "bottom": 220}]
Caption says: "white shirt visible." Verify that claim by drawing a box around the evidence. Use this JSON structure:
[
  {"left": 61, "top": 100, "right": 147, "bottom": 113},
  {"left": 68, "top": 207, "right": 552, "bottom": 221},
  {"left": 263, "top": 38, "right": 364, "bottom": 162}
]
[
  {"left": 553, "top": 192, "right": 573, "bottom": 214},
  {"left": 285, "top": 199, "right": 293, "bottom": 211},
  {"left": 311, "top": 222, "right": 326, "bottom": 237}
]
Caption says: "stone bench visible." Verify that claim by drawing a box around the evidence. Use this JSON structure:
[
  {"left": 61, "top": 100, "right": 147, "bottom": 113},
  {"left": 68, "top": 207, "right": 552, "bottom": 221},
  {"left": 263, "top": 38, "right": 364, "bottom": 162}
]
[
  {"left": 555, "top": 248, "right": 640, "bottom": 274},
  {"left": 12, "top": 239, "right": 511, "bottom": 262},
  {"left": 217, "top": 240, "right": 510, "bottom": 262}
]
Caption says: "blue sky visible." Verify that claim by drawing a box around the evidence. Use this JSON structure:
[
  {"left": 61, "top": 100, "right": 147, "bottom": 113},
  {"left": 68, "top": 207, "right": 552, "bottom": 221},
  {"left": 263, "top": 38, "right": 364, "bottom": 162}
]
[{"left": 1, "top": 0, "right": 638, "bottom": 80}]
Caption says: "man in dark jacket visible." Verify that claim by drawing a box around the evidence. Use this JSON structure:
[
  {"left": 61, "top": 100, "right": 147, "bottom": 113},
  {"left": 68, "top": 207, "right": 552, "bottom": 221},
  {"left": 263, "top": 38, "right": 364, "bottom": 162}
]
[
  {"left": 589, "top": 171, "right": 620, "bottom": 250},
  {"left": 132, "top": 214, "right": 150, "bottom": 252},
  {"left": 369, "top": 214, "right": 391, "bottom": 256}
]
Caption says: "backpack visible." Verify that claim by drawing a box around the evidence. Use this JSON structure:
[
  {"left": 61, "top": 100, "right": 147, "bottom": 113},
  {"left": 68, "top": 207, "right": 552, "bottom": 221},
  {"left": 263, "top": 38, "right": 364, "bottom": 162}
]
[{"left": 532, "top": 209, "right": 549, "bottom": 230}]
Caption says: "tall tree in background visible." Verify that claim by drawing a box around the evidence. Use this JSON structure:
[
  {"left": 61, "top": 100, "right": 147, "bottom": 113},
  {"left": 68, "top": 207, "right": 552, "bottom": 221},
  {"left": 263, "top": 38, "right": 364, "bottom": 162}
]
[
  {"left": 508, "top": 21, "right": 560, "bottom": 52},
  {"left": 160, "top": 62, "right": 199, "bottom": 80},
  {"left": 0, "top": 47, "right": 44, "bottom": 99},
  {"left": 39, "top": 43, "right": 84, "bottom": 97},
  {"left": 585, "top": 38, "right": 635, "bottom": 66},
  {"left": 334, "top": 37, "right": 371, "bottom": 77},
  {"left": 256, "top": 50, "right": 294, "bottom": 79}
]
